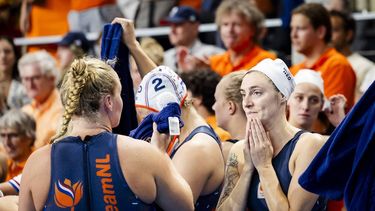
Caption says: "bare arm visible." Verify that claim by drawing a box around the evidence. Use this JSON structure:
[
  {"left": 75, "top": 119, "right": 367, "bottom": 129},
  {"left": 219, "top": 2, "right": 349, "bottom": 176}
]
[
  {"left": 153, "top": 150, "right": 194, "bottom": 211},
  {"left": 19, "top": 146, "right": 50, "bottom": 211},
  {"left": 0, "top": 181, "right": 18, "bottom": 196},
  {"left": 0, "top": 196, "right": 18, "bottom": 211},
  {"left": 111, "top": 18, "right": 156, "bottom": 77},
  {"left": 171, "top": 134, "right": 224, "bottom": 203},
  {"left": 121, "top": 133, "right": 194, "bottom": 211},
  {"left": 19, "top": 0, "right": 32, "bottom": 34},
  {"left": 217, "top": 139, "right": 254, "bottom": 210}
]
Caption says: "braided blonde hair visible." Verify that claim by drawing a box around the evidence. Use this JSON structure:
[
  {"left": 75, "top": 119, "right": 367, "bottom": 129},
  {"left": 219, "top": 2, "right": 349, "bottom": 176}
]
[{"left": 51, "top": 57, "right": 119, "bottom": 143}]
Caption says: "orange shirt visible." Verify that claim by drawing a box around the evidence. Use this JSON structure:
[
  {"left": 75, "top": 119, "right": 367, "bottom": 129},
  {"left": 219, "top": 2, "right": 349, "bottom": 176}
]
[
  {"left": 290, "top": 48, "right": 356, "bottom": 109},
  {"left": 27, "top": 0, "right": 70, "bottom": 55},
  {"left": 71, "top": 0, "right": 115, "bottom": 11},
  {"left": 178, "top": 0, "right": 202, "bottom": 11},
  {"left": 206, "top": 115, "right": 231, "bottom": 142},
  {"left": 209, "top": 45, "right": 276, "bottom": 76},
  {"left": 22, "top": 89, "right": 63, "bottom": 149},
  {"left": 5, "top": 159, "right": 26, "bottom": 181}
]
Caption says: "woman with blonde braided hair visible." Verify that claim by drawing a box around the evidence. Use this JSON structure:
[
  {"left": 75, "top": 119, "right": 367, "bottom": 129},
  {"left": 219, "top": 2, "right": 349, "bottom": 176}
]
[{"left": 19, "top": 57, "right": 194, "bottom": 211}]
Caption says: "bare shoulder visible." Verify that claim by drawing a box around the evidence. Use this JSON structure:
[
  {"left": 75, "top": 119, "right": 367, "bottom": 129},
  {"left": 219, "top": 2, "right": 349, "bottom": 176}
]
[
  {"left": 290, "top": 132, "right": 326, "bottom": 173},
  {"left": 24, "top": 145, "right": 52, "bottom": 176},
  {"left": 173, "top": 133, "right": 223, "bottom": 163},
  {"left": 116, "top": 135, "right": 164, "bottom": 164},
  {"left": 182, "top": 132, "right": 222, "bottom": 153},
  {"left": 296, "top": 132, "right": 326, "bottom": 151}
]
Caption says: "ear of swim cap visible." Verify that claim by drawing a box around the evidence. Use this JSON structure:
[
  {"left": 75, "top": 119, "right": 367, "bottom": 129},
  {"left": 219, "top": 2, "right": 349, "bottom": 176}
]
[
  {"left": 135, "top": 66, "right": 187, "bottom": 112},
  {"left": 249, "top": 58, "right": 295, "bottom": 99}
]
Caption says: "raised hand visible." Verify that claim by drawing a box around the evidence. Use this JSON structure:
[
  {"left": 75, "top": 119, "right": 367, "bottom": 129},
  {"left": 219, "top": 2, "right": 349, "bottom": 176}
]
[
  {"left": 324, "top": 94, "right": 347, "bottom": 127},
  {"left": 111, "top": 18, "right": 137, "bottom": 48},
  {"left": 249, "top": 118, "right": 273, "bottom": 170}
]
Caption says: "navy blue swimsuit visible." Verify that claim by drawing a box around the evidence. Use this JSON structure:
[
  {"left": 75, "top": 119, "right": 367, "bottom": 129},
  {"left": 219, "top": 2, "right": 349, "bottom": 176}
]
[
  {"left": 247, "top": 131, "right": 327, "bottom": 211},
  {"left": 44, "top": 132, "right": 155, "bottom": 211}
]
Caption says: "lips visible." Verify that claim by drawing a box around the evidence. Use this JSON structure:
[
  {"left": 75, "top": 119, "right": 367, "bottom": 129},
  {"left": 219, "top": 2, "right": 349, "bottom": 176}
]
[{"left": 298, "top": 113, "right": 310, "bottom": 118}]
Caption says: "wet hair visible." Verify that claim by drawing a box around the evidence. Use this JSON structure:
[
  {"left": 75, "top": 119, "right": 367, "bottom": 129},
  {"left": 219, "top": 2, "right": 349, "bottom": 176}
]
[
  {"left": 0, "top": 109, "right": 36, "bottom": 145},
  {"left": 18, "top": 50, "right": 60, "bottom": 84},
  {"left": 222, "top": 70, "right": 246, "bottom": 108},
  {"left": 52, "top": 57, "right": 119, "bottom": 142},
  {"left": 215, "top": 0, "right": 265, "bottom": 43},
  {"left": 293, "top": 3, "right": 332, "bottom": 43},
  {"left": 0, "top": 36, "right": 21, "bottom": 79},
  {"left": 180, "top": 69, "right": 221, "bottom": 114},
  {"left": 330, "top": 10, "right": 356, "bottom": 44}
]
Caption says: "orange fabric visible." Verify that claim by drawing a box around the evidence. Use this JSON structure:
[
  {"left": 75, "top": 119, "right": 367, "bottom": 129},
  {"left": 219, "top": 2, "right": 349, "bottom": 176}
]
[
  {"left": 206, "top": 115, "right": 231, "bottom": 142},
  {"left": 178, "top": 0, "right": 202, "bottom": 11},
  {"left": 5, "top": 159, "right": 26, "bottom": 181},
  {"left": 22, "top": 89, "right": 63, "bottom": 149},
  {"left": 71, "top": 0, "right": 115, "bottom": 11},
  {"left": 327, "top": 200, "right": 345, "bottom": 211},
  {"left": 26, "top": 0, "right": 70, "bottom": 55},
  {"left": 210, "top": 45, "right": 276, "bottom": 76},
  {"left": 290, "top": 48, "right": 356, "bottom": 110}
]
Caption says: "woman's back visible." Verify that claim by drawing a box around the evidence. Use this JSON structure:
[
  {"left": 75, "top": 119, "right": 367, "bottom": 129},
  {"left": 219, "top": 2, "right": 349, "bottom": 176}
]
[
  {"left": 19, "top": 131, "right": 193, "bottom": 211},
  {"left": 44, "top": 132, "right": 154, "bottom": 210}
]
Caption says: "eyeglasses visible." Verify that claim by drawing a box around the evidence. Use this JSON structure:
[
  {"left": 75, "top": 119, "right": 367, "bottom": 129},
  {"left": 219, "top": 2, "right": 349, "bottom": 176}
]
[
  {"left": 21, "top": 74, "right": 44, "bottom": 83},
  {"left": 0, "top": 132, "right": 21, "bottom": 141}
]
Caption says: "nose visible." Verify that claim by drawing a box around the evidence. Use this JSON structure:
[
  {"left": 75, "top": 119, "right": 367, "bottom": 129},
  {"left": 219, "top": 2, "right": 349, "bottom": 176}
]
[
  {"left": 301, "top": 98, "right": 310, "bottom": 111},
  {"left": 212, "top": 102, "right": 216, "bottom": 111},
  {"left": 243, "top": 94, "right": 253, "bottom": 109}
]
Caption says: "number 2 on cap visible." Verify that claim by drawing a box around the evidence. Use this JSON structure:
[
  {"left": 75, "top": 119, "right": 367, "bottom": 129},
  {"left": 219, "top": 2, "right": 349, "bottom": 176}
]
[{"left": 152, "top": 78, "right": 166, "bottom": 92}]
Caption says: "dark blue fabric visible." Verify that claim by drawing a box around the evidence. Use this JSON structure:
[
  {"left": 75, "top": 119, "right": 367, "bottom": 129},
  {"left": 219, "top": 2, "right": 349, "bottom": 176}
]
[
  {"left": 101, "top": 23, "right": 138, "bottom": 135},
  {"left": 129, "top": 103, "right": 184, "bottom": 141},
  {"left": 44, "top": 132, "right": 155, "bottom": 210},
  {"left": 152, "top": 103, "right": 184, "bottom": 134},
  {"left": 299, "top": 81, "right": 375, "bottom": 210},
  {"left": 129, "top": 113, "right": 154, "bottom": 141}
]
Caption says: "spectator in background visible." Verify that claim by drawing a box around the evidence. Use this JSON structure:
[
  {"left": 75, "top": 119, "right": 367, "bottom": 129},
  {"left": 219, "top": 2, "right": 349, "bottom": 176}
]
[
  {"left": 57, "top": 32, "right": 92, "bottom": 87},
  {"left": 290, "top": 3, "right": 356, "bottom": 111},
  {"left": 18, "top": 50, "right": 63, "bottom": 149},
  {"left": 0, "top": 109, "right": 35, "bottom": 181},
  {"left": 163, "top": 6, "right": 224, "bottom": 72},
  {"left": 179, "top": 0, "right": 276, "bottom": 76},
  {"left": 330, "top": 10, "right": 375, "bottom": 102},
  {"left": 19, "top": 0, "right": 70, "bottom": 55},
  {"left": 68, "top": 0, "right": 123, "bottom": 33},
  {"left": 180, "top": 69, "right": 231, "bottom": 142},
  {"left": 212, "top": 70, "right": 247, "bottom": 163},
  {"left": 288, "top": 69, "right": 346, "bottom": 134},
  {"left": 0, "top": 36, "right": 30, "bottom": 116}
]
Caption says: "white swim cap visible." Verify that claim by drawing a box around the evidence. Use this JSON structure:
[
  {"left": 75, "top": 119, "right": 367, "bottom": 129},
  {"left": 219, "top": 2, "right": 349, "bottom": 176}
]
[
  {"left": 135, "top": 66, "right": 187, "bottom": 112},
  {"left": 294, "top": 69, "right": 325, "bottom": 94},
  {"left": 250, "top": 58, "right": 295, "bottom": 99}
]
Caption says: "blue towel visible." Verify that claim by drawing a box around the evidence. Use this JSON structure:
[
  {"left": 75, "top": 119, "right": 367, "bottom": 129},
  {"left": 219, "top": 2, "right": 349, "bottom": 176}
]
[
  {"left": 101, "top": 23, "right": 138, "bottom": 135},
  {"left": 129, "top": 113, "right": 154, "bottom": 141},
  {"left": 152, "top": 103, "right": 184, "bottom": 134},
  {"left": 299, "top": 81, "right": 375, "bottom": 210},
  {"left": 129, "top": 103, "right": 184, "bottom": 140}
]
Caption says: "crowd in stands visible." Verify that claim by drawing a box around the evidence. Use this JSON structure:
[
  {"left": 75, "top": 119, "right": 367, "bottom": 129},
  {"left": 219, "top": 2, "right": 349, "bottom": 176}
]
[{"left": 0, "top": 0, "right": 374, "bottom": 210}]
